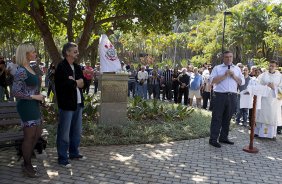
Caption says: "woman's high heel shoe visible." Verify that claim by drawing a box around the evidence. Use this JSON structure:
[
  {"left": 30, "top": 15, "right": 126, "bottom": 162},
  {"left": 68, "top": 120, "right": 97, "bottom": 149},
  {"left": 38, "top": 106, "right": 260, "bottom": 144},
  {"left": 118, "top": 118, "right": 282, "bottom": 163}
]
[{"left": 21, "top": 163, "right": 40, "bottom": 178}]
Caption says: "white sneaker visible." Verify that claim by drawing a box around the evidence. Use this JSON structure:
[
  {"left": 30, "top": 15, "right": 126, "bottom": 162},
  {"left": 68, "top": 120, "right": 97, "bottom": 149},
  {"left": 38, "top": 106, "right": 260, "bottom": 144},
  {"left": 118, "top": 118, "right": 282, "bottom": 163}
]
[
  {"left": 65, "top": 163, "right": 72, "bottom": 168},
  {"left": 60, "top": 162, "right": 72, "bottom": 168}
]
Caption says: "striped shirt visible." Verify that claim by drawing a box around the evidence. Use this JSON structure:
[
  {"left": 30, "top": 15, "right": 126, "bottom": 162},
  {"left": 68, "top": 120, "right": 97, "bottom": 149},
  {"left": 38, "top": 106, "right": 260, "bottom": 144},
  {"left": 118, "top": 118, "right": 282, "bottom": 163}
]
[{"left": 162, "top": 69, "right": 173, "bottom": 84}]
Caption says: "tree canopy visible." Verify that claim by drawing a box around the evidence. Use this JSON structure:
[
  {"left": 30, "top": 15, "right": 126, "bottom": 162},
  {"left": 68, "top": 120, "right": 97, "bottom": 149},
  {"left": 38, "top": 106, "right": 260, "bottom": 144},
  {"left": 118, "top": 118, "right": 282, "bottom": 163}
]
[
  {"left": 0, "top": 0, "right": 281, "bottom": 68},
  {"left": 118, "top": 0, "right": 282, "bottom": 67},
  {"left": 0, "top": 0, "right": 213, "bottom": 64}
]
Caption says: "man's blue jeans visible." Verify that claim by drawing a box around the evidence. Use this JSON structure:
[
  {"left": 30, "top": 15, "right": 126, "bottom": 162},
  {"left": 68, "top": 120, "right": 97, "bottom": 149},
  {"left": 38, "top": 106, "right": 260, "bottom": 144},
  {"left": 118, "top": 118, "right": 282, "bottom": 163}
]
[
  {"left": 140, "top": 83, "right": 148, "bottom": 99},
  {"left": 57, "top": 104, "right": 83, "bottom": 165},
  {"left": 136, "top": 83, "right": 147, "bottom": 99}
]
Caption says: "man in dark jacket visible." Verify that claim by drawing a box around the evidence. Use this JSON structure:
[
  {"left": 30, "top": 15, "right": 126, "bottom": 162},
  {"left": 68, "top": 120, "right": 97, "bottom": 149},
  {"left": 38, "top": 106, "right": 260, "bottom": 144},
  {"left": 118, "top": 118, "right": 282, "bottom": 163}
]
[
  {"left": 55, "top": 42, "right": 85, "bottom": 168},
  {"left": 178, "top": 68, "right": 190, "bottom": 105}
]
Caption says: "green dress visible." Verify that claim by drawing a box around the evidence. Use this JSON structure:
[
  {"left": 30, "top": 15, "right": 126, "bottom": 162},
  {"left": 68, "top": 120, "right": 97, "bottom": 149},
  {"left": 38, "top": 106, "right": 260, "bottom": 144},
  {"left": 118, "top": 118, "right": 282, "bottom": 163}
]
[{"left": 12, "top": 67, "right": 41, "bottom": 127}]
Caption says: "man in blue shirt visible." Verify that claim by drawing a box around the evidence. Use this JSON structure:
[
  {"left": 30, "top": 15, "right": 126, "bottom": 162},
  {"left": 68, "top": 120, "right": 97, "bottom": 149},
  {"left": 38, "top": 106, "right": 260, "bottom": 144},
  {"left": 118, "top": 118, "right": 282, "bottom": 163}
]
[
  {"left": 189, "top": 67, "right": 203, "bottom": 107},
  {"left": 209, "top": 51, "right": 245, "bottom": 148}
]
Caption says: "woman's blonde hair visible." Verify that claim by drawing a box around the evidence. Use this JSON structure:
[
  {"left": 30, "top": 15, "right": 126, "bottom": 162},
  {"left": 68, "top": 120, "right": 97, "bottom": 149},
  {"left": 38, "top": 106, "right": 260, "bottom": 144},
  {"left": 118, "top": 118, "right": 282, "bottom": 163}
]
[{"left": 16, "top": 43, "right": 35, "bottom": 66}]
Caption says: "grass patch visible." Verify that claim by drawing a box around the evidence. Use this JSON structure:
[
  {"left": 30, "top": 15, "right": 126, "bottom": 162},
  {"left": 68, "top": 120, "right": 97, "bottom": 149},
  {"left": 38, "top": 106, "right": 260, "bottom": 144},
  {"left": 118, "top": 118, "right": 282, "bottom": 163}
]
[
  {"left": 41, "top": 95, "right": 213, "bottom": 147},
  {"left": 43, "top": 106, "right": 212, "bottom": 147}
]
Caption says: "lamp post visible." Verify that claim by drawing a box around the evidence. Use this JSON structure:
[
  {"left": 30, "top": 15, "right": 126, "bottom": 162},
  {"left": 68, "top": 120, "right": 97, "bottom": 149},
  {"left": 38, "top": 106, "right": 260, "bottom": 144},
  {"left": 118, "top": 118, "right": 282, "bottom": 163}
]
[
  {"left": 173, "top": 23, "right": 181, "bottom": 67},
  {"left": 221, "top": 11, "right": 232, "bottom": 54}
]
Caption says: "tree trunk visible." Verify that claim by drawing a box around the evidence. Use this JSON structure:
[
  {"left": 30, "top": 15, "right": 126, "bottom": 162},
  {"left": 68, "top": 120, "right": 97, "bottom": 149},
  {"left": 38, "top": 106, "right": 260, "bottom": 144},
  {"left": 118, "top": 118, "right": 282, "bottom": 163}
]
[
  {"left": 77, "top": 0, "right": 101, "bottom": 62},
  {"left": 28, "top": 2, "right": 61, "bottom": 65},
  {"left": 66, "top": 0, "right": 78, "bottom": 42},
  {"left": 235, "top": 45, "right": 242, "bottom": 63},
  {"left": 85, "top": 37, "right": 99, "bottom": 66}
]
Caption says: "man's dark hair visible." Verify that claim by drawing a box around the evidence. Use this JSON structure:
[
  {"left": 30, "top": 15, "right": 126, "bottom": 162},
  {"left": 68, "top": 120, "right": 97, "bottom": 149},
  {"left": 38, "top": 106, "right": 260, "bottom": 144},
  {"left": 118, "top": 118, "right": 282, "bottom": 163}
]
[
  {"left": 223, "top": 50, "right": 233, "bottom": 55},
  {"left": 62, "top": 42, "right": 77, "bottom": 58},
  {"left": 270, "top": 60, "right": 278, "bottom": 66}
]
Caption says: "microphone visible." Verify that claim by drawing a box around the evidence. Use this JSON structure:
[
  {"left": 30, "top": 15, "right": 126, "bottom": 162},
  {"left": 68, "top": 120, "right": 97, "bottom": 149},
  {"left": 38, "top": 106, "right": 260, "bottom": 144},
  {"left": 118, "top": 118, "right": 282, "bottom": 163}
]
[{"left": 228, "top": 65, "right": 230, "bottom": 69}]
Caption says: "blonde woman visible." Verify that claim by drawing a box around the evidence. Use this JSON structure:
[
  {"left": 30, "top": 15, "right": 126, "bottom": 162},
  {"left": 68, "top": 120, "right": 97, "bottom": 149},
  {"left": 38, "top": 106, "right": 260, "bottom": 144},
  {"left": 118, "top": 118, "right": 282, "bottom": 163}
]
[{"left": 12, "top": 43, "right": 45, "bottom": 177}]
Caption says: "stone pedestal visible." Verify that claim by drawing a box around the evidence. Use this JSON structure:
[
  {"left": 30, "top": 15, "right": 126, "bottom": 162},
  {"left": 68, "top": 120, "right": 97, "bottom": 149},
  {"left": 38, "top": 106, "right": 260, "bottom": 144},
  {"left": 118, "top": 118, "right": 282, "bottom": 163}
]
[{"left": 98, "top": 73, "right": 128, "bottom": 126}]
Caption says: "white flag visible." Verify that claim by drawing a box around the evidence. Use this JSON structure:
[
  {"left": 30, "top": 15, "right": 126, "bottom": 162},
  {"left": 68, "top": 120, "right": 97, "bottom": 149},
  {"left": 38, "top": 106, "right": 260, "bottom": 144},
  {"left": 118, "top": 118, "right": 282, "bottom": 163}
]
[{"left": 99, "top": 34, "right": 121, "bottom": 73}]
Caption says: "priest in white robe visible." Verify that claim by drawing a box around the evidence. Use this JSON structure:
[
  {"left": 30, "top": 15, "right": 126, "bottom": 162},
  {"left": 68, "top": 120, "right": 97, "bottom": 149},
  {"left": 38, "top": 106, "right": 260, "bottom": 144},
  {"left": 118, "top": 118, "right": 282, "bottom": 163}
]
[{"left": 255, "top": 60, "right": 282, "bottom": 139}]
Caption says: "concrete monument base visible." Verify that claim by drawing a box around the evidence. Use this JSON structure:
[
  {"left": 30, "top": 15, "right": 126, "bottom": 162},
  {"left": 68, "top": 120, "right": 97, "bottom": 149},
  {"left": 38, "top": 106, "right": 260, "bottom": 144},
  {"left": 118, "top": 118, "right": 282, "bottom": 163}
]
[{"left": 98, "top": 73, "right": 128, "bottom": 126}]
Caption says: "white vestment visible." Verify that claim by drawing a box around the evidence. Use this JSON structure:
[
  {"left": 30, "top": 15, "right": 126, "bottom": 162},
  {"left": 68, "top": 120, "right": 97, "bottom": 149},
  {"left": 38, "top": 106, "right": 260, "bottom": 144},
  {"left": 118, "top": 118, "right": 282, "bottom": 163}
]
[
  {"left": 99, "top": 34, "right": 121, "bottom": 73},
  {"left": 255, "top": 71, "right": 282, "bottom": 138}
]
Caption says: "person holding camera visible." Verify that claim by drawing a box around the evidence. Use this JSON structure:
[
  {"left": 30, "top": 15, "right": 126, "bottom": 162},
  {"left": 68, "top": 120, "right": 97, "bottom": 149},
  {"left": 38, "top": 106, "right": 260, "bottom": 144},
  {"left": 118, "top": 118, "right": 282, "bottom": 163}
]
[{"left": 137, "top": 66, "right": 148, "bottom": 99}]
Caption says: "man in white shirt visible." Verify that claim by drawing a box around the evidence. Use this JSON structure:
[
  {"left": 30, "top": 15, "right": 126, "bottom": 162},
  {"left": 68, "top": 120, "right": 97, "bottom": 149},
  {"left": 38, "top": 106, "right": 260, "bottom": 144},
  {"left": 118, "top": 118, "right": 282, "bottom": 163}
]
[
  {"left": 209, "top": 51, "right": 245, "bottom": 148},
  {"left": 137, "top": 66, "right": 148, "bottom": 99},
  {"left": 7, "top": 56, "right": 18, "bottom": 76}
]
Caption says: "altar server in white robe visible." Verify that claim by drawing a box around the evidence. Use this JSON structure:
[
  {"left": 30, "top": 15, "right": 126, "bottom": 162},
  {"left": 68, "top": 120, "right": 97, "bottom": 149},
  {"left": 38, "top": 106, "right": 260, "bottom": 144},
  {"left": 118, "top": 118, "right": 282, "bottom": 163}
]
[{"left": 255, "top": 60, "right": 282, "bottom": 139}]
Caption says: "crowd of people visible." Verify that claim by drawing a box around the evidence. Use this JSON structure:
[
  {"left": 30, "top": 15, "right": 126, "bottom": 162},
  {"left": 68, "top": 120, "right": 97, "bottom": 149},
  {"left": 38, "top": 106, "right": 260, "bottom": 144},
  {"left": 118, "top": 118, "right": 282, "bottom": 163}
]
[
  {"left": 44, "top": 56, "right": 213, "bottom": 109},
  {"left": 1, "top": 44, "right": 282, "bottom": 177},
  {"left": 208, "top": 51, "right": 282, "bottom": 148},
  {"left": 121, "top": 62, "right": 213, "bottom": 108}
]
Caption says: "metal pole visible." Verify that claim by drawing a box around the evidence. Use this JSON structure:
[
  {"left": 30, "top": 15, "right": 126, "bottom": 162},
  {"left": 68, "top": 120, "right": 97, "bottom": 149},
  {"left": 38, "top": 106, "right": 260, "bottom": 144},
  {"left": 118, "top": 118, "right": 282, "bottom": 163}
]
[
  {"left": 221, "top": 11, "right": 232, "bottom": 55},
  {"left": 173, "top": 40, "right": 177, "bottom": 67},
  {"left": 173, "top": 23, "right": 181, "bottom": 67},
  {"left": 222, "top": 14, "right": 227, "bottom": 54}
]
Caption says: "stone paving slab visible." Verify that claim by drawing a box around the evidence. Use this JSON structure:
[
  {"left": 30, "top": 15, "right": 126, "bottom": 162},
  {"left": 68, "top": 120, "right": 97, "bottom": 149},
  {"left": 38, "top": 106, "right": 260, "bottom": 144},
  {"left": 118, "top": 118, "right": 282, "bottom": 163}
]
[{"left": 0, "top": 127, "right": 281, "bottom": 184}]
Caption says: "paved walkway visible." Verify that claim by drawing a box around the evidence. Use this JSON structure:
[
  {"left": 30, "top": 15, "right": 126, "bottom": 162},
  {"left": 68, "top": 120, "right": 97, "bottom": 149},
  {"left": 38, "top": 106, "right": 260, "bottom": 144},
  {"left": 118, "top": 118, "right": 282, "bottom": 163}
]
[{"left": 0, "top": 127, "right": 281, "bottom": 184}]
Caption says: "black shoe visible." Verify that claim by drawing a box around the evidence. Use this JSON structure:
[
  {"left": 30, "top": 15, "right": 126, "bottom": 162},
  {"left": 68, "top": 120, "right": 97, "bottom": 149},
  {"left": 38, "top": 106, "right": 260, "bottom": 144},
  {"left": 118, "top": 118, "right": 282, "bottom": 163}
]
[
  {"left": 219, "top": 139, "right": 234, "bottom": 145},
  {"left": 69, "top": 155, "right": 87, "bottom": 160},
  {"left": 209, "top": 141, "right": 221, "bottom": 148}
]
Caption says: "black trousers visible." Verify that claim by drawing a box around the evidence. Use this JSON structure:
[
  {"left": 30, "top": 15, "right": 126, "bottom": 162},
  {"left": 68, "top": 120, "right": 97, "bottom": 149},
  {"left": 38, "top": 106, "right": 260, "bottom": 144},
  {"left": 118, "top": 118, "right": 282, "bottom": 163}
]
[
  {"left": 162, "top": 83, "right": 172, "bottom": 100},
  {"left": 172, "top": 84, "right": 179, "bottom": 103},
  {"left": 94, "top": 81, "right": 98, "bottom": 94},
  {"left": 209, "top": 90, "right": 214, "bottom": 111},
  {"left": 202, "top": 91, "right": 211, "bottom": 109},
  {"left": 178, "top": 87, "right": 188, "bottom": 105},
  {"left": 83, "top": 79, "right": 91, "bottom": 94},
  {"left": 128, "top": 81, "right": 136, "bottom": 97},
  {"left": 210, "top": 92, "right": 237, "bottom": 142}
]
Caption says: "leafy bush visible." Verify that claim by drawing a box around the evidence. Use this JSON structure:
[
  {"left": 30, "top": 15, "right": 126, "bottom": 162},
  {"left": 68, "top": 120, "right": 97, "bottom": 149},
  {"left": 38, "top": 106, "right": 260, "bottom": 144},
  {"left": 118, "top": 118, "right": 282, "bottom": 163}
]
[
  {"left": 83, "top": 93, "right": 99, "bottom": 122},
  {"left": 80, "top": 108, "right": 211, "bottom": 146},
  {"left": 128, "top": 96, "right": 194, "bottom": 122}
]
